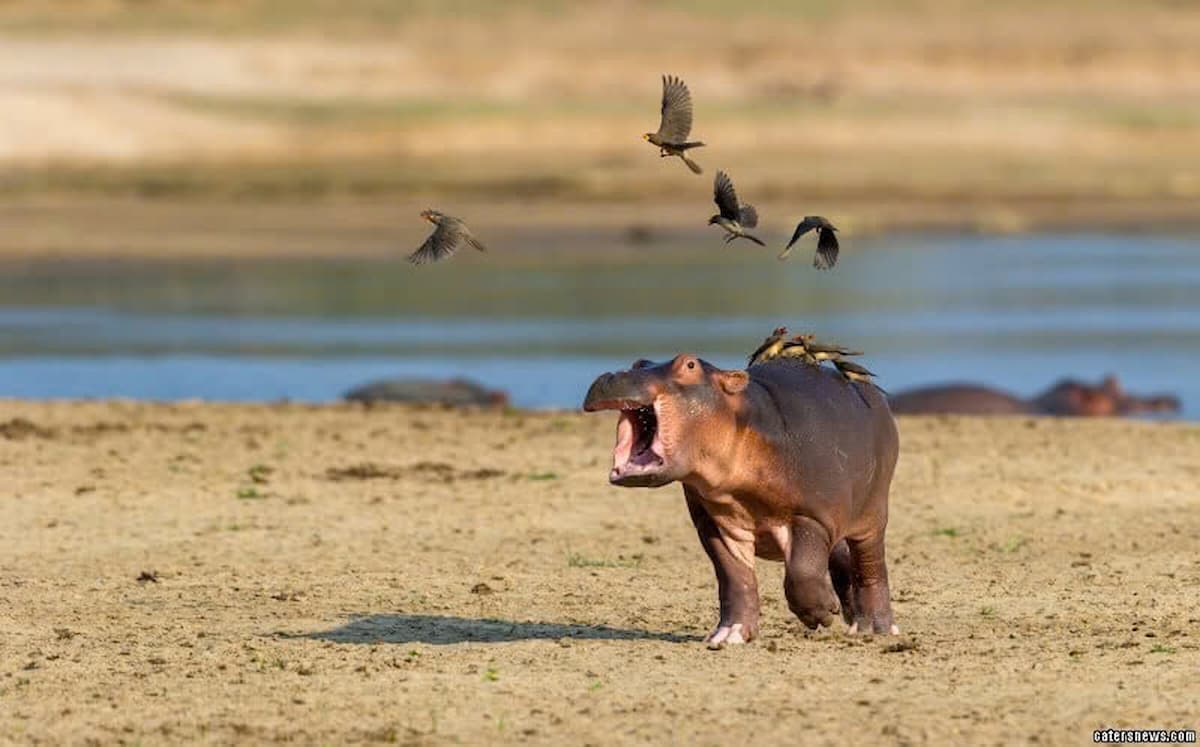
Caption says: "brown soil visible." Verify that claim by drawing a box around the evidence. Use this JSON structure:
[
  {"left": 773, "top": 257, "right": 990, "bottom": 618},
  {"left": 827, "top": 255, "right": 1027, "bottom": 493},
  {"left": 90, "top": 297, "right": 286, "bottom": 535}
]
[{"left": 1, "top": 401, "right": 1196, "bottom": 744}]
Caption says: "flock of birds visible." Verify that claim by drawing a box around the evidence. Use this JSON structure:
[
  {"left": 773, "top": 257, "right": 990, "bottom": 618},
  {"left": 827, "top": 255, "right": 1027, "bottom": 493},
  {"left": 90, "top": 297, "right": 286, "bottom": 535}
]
[
  {"left": 408, "top": 74, "right": 841, "bottom": 269},
  {"left": 747, "top": 326, "right": 881, "bottom": 395},
  {"left": 405, "top": 74, "right": 875, "bottom": 394}
]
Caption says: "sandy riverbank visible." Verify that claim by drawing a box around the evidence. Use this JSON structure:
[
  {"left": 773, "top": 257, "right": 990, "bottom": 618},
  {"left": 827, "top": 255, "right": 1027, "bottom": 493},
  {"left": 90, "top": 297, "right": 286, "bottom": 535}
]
[{"left": 1, "top": 401, "right": 1196, "bottom": 744}]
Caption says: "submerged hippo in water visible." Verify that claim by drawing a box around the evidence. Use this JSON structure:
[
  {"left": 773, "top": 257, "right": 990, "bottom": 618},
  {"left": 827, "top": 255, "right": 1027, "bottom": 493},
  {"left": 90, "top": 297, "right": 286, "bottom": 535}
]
[
  {"left": 343, "top": 377, "right": 508, "bottom": 407},
  {"left": 583, "top": 354, "right": 900, "bottom": 647},
  {"left": 889, "top": 376, "right": 1180, "bottom": 417}
]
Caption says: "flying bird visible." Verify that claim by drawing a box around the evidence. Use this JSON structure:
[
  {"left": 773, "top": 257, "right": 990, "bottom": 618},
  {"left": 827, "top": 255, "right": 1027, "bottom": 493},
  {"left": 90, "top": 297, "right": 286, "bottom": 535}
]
[
  {"left": 407, "top": 209, "right": 487, "bottom": 265},
  {"left": 709, "top": 171, "right": 765, "bottom": 246},
  {"left": 748, "top": 326, "right": 789, "bottom": 367},
  {"left": 643, "top": 75, "right": 705, "bottom": 174},
  {"left": 779, "top": 216, "right": 839, "bottom": 269}
]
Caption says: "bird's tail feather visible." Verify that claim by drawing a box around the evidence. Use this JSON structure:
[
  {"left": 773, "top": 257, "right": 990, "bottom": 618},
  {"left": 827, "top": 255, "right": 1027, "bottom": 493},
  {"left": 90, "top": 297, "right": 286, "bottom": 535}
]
[
  {"left": 681, "top": 154, "right": 703, "bottom": 174},
  {"left": 468, "top": 236, "right": 488, "bottom": 253},
  {"left": 743, "top": 233, "right": 766, "bottom": 247},
  {"left": 681, "top": 141, "right": 706, "bottom": 149},
  {"left": 849, "top": 382, "right": 873, "bottom": 408}
]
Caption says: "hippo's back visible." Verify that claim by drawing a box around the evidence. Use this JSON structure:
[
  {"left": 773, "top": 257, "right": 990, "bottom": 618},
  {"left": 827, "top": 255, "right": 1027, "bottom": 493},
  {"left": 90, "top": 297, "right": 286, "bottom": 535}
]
[
  {"left": 344, "top": 377, "right": 508, "bottom": 407},
  {"left": 747, "top": 360, "right": 898, "bottom": 495},
  {"left": 748, "top": 359, "right": 893, "bottom": 425},
  {"left": 888, "top": 384, "right": 1032, "bottom": 415},
  {"left": 744, "top": 360, "right": 897, "bottom": 465}
]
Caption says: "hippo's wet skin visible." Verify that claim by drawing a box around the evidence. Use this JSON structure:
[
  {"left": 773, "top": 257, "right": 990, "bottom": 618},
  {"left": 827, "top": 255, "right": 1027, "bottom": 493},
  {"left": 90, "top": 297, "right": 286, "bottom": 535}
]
[
  {"left": 343, "top": 377, "right": 508, "bottom": 407},
  {"left": 583, "top": 354, "right": 900, "bottom": 647},
  {"left": 889, "top": 376, "right": 1180, "bottom": 417}
]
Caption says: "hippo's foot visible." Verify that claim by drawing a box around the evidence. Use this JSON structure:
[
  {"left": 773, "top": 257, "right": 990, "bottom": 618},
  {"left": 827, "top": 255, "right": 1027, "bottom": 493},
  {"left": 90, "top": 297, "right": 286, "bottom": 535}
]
[
  {"left": 705, "top": 621, "right": 757, "bottom": 649},
  {"left": 785, "top": 574, "right": 842, "bottom": 630},
  {"left": 848, "top": 618, "right": 901, "bottom": 636},
  {"left": 847, "top": 583, "right": 898, "bottom": 635},
  {"left": 790, "top": 599, "right": 842, "bottom": 630}
]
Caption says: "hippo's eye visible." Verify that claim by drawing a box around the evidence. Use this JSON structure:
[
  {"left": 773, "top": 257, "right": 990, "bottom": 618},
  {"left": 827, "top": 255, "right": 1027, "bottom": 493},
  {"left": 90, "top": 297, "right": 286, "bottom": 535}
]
[{"left": 686, "top": 361, "right": 695, "bottom": 370}]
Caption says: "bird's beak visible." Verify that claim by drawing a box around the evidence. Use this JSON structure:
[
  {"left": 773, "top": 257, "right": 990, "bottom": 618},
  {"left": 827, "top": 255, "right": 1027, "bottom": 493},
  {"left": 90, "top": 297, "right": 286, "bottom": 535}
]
[{"left": 642, "top": 134, "right": 650, "bottom": 141}]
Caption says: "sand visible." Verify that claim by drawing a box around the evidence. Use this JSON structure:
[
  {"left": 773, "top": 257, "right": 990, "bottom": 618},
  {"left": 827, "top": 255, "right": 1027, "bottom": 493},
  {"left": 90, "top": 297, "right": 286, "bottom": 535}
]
[{"left": 1, "top": 400, "right": 1197, "bottom": 744}]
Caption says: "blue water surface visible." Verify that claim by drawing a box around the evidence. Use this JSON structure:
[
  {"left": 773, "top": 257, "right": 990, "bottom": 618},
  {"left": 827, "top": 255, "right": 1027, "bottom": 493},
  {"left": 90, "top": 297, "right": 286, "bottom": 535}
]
[{"left": 1, "top": 233, "right": 1197, "bottom": 416}]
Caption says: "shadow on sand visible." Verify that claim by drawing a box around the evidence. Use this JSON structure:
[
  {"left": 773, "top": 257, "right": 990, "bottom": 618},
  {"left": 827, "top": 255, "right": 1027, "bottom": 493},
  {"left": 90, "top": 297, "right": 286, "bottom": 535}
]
[{"left": 296, "top": 614, "right": 698, "bottom": 645}]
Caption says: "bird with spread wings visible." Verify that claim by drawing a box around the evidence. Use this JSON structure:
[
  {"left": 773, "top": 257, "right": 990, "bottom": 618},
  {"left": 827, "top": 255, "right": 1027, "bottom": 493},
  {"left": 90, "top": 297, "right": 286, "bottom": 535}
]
[
  {"left": 708, "top": 171, "right": 765, "bottom": 246},
  {"left": 407, "top": 210, "right": 488, "bottom": 265},
  {"left": 643, "top": 75, "right": 706, "bottom": 174},
  {"left": 779, "top": 216, "right": 840, "bottom": 269}
]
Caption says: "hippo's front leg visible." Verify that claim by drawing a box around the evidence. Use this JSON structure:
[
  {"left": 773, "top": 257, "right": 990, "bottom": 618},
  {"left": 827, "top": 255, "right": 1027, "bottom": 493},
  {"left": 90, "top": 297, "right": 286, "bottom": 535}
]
[
  {"left": 783, "top": 516, "right": 842, "bottom": 630},
  {"left": 685, "top": 488, "right": 760, "bottom": 649}
]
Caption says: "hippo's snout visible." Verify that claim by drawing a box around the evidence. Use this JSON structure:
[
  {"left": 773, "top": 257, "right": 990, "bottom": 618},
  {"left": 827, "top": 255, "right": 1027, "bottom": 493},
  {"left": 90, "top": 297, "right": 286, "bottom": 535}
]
[
  {"left": 1154, "top": 395, "right": 1182, "bottom": 412},
  {"left": 581, "top": 365, "right": 675, "bottom": 488},
  {"left": 1128, "top": 394, "right": 1182, "bottom": 414},
  {"left": 582, "top": 369, "right": 658, "bottom": 412}
]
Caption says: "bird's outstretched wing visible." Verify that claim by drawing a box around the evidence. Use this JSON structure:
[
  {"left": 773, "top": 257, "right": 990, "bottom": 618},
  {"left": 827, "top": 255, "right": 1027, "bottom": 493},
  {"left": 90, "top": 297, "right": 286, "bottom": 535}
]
[
  {"left": 655, "top": 74, "right": 694, "bottom": 143},
  {"left": 408, "top": 220, "right": 468, "bottom": 265},
  {"left": 813, "top": 227, "right": 840, "bottom": 270},
  {"left": 779, "top": 216, "right": 820, "bottom": 260},
  {"left": 738, "top": 204, "right": 758, "bottom": 229},
  {"left": 713, "top": 171, "right": 741, "bottom": 221}
]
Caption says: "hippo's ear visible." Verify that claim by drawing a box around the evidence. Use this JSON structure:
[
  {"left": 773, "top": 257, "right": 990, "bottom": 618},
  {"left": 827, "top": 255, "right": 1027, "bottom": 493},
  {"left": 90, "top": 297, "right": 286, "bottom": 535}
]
[
  {"left": 631, "top": 359, "right": 655, "bottom": 370},
  {"left": 717, "top": 369, "right": 749, "bottom": 395}
]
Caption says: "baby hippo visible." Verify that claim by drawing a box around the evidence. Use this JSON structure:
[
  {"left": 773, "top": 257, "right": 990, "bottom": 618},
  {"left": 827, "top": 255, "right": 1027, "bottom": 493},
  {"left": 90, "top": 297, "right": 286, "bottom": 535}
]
[{"left": 583, "top": 354, "right": 900, "bottom": 647}]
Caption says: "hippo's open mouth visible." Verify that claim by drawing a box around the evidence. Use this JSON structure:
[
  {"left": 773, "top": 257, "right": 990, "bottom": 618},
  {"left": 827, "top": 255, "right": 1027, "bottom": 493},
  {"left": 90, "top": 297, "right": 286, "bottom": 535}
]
[
  {"left": 582, "top": 367, "right": 673, "bottom": 487},
  {"left": 607, "top": 400, "right": 668, "bottom": 486}
]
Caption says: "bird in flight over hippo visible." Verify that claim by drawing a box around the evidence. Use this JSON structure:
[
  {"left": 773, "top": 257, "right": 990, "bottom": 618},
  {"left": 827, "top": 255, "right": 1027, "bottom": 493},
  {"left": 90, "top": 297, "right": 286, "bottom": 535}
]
[
  {"left": 407, "top": 209, "right": 488, "bottom": 265},
  {"left": 644, "top": 74, "right": 705, "bottom": 174},
  {"left": 709, "top": 171, "right": 765, "bottom": 246},
  {"left": 780, "top": 216, "right": 840, "bottom": 269}
]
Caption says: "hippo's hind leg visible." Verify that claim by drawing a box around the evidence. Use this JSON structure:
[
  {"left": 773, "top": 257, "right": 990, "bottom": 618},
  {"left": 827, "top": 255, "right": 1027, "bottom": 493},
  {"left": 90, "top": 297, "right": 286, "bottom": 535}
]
[
  {"left": 685, "top": 488, "right": 760, "bottom": 649},
  {"left": 783, "top": 516, "right": 842, "bottom": 630},
  {"left": 846, "top": 532, "right": 898, "bottom": 635},
  {"left": 829, "top": 540, "right": 855, "bottom": 626}
]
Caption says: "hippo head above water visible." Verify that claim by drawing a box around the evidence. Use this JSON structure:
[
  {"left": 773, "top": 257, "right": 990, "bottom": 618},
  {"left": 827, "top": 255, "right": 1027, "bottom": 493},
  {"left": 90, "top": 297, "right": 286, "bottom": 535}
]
[
  {"left": 582, "top": 354, "right": 749, "bottom": 488},
  {"left": 1034, "top": 375, "right": 1181, "bottom": 417}
]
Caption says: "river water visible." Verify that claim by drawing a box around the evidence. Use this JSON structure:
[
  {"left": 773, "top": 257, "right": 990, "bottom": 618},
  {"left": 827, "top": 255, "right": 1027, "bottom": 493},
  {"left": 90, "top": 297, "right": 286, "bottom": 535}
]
[{"left": 1, "top": 233, "right": 1197, "bottom": 417}]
